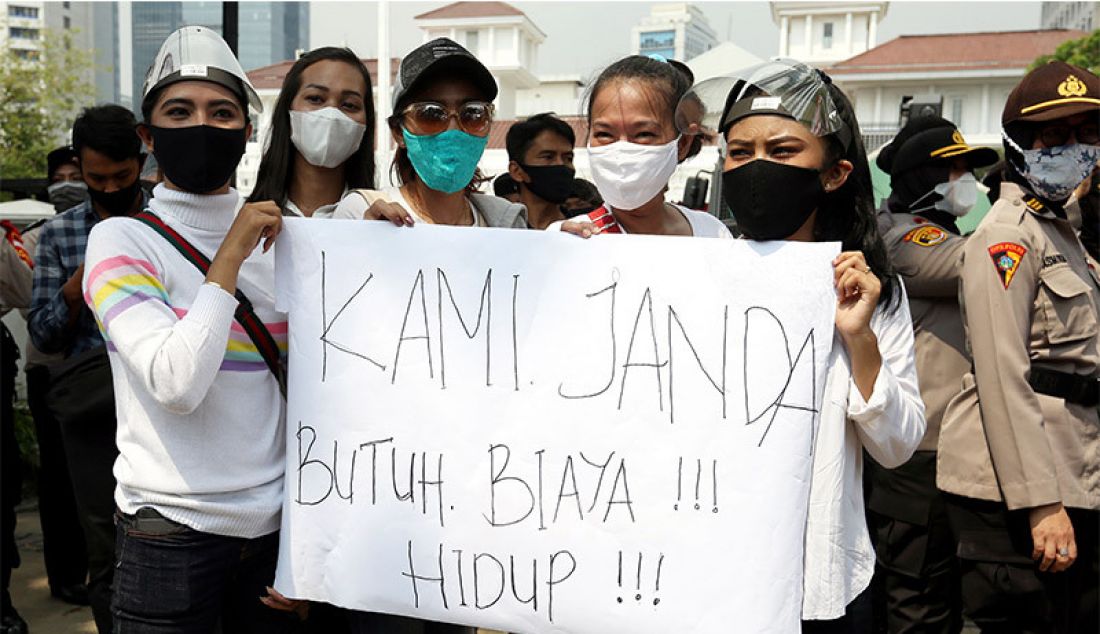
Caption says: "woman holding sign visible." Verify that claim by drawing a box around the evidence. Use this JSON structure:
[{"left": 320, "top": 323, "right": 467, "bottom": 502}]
[
  {"left": 333, "top": 37, "right": 525, "bottom": 230},
  {"left": 552, "top": 54, "right": 730, "bottom": 238},
  {"left": 332, "top": 35, "right": 505, "bottom": 634},
  {"left": 674, "top": 60, "right": 925, "bottom": 631},
  {"left": 249, "top": 47, "right": 376, "bottom": 218},
  {"left": 80, "top": 26, "right": 300, "bottom": 632}
]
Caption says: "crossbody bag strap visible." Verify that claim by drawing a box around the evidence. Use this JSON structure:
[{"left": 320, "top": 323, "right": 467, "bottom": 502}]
[{"left": 132, "top": 211, "right": 286, "bottom": 396}]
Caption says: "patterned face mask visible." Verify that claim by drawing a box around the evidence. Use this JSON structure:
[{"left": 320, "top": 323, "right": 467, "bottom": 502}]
[{"left": 1004, "top": 130, "right": 1100, "bottom": 201}]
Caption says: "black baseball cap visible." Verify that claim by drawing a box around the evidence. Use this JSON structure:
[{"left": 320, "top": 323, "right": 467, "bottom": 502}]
[
  {"left": 877, "top": 115, "right": 998, "bottom": 174},
  {"left": 47, "top": 146, "right": 79, "bottom": 180},
  {"left": 392, "top": 37, "right": 498, "bottom": 109}
]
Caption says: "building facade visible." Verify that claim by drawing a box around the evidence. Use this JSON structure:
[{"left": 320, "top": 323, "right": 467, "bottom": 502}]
[
  {"left": 1041, "top": 2, "right": 1100, "bottom": 31},
  {"left": 631, "top": 3, "right": 717, "bottom": 62},
  {"left": 120, "top": 1, "right": 308, "bottom": 113},
  {"left": 770, "top": 1, "right": 888, "bottom": 67},
  {"left": 829, "top": 29, "right": 1087, "bottom": 149},
  {"left": 413, "top": 1, "right": 545, "bottom": 120},
  {"left": 0, "top": 0, "right": 45, "bottom": 60},
  {"left": 51, "top": 2, "right": 121, "bottom": 106}
]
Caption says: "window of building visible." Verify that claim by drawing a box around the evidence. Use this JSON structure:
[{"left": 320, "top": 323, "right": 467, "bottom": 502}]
[
  {"left": 63, "top": 1, "right": 70, "bottom": 8},
  {"left": 466, "top": 30, "right": 479, "bottom": 55},
  {"left": 13, "top": 49, "right": 39, "bottom": 61},
  {"left": 8, "top": 5, "right": 40, "bottom": 18},
  {"left": 951, "top": 97, "right": 964, "bottom": 125},
  {"left": 9, "top": 27, "right": 40, "bottom": 40},
  {"left": 63, "top": 16, "right": 71, "bottom": 29},
  {"left": 823, "top": 22, "right": 834, "bottom": 49},
  {"left": 639, "top": 29, "right": 676, "bottom": 59}
]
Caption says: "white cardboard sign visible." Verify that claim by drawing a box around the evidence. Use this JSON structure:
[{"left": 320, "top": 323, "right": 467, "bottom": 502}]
[{"left": 273, "top": 219, "right": 838, "bottom": 633}]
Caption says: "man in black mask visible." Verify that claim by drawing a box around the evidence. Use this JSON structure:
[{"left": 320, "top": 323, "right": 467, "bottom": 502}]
[
  {"left": 27, "top": 104, "right": 148, "bottom": 633},
  {"left": 869, "top": 114, "right": 998, "bottom": 634},
  {"left": 506, "top": 112, "right": 577, "bottom": 229}
]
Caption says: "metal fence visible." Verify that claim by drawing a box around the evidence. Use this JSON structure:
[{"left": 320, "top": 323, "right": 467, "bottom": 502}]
[{"left": 860, "top": 124, "right": 899, "bottom": 154}]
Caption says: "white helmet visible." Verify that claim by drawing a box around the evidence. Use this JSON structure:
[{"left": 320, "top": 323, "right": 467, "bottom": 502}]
[{"left": 141, "top": 26, "right": 262, "bottom": 115}]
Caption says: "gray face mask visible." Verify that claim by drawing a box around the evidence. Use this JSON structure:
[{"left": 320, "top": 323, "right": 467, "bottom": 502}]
[{"left": 46, "top": 180, "right": 88, "bottom": 212}]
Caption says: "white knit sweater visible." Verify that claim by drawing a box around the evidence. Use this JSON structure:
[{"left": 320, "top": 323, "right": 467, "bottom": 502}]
[{"left": 83, "top": 185, "right": 286, "bottom": 538}]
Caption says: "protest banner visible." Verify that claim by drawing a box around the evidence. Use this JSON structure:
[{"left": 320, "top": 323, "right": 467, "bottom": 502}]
[{"left": 273, "top": 219, "right": 839, "bottom": 633}]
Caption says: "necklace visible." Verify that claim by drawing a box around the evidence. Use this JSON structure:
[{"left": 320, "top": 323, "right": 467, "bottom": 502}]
[{"left": 403, "top": 184, "right": 475, "bottom": 226}]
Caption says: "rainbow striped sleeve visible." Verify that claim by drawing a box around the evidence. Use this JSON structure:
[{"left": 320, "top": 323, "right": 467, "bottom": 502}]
[
  {"left": 169, "top": 307, "right": 289, "bottom": 371},
  {"left": 84, "top": 255, "right": 169, "bottom": 335}
]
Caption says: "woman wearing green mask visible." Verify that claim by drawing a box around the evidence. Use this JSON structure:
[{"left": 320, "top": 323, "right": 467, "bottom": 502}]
[
  {"left": 336, "top": 37, "right": 511, "bottom": 634},
  {"left": 333, "top": 38, "right": 526, "bottom": 230}
]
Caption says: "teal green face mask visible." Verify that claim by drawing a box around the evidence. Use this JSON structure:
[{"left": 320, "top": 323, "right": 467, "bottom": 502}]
[{"left": 402, "top": 128, "right": 489, "bottom": 194}]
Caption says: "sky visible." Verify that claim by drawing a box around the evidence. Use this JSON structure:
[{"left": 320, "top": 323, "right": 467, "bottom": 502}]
[{"left": 310, "top": 0, "right": 1044, "bottom": 81}]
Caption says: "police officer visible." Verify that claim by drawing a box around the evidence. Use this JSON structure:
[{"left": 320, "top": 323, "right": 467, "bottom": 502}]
[
  {"left": 872, "top": 115, "right": 997, "bottom": 633},
  {"left": 938, "top": 60, "right": 1100, "bottom": 632}
]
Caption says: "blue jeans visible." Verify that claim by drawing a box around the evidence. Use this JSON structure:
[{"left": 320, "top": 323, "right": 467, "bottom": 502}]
[{"left": 112, "top": 508, "right": 300, "bottom": 634}]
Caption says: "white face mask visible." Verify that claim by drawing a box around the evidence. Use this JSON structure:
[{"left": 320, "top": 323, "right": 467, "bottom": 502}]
[
  {"left": 587, "top": 137, "right": 680, "bottom": 211},
  {"left": 910, "top": 173, "right": 980, "bottom": 217},
  {"left": 289, "top": 107, "right": 366, "bottom": 169}
]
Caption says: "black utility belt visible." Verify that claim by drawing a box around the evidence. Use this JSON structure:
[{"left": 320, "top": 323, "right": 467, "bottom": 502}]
[{"left": 1029, "top": 367, "right": 1099, "bottom": 407}]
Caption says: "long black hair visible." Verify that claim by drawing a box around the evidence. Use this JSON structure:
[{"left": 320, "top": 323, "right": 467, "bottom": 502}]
[
  {"left": 585, "top": 55, "right": 702, "bottom": 160},
  {"left": 248, "top": 47, "right": 376, "bottom": 204},
  {"left": 813, "top": 79, "right": 901, "bottom": 311}
]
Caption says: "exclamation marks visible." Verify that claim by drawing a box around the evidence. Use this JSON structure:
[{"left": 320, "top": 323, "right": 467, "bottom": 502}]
[
  {"left": 674, "top": 457, "right": 682, "bottom": 510},
  {"left": 616, "top": 551, "right": 664, "bottom": 606},
  {"left": 674, "top": 457, "right": 718, "bottom": 513}
]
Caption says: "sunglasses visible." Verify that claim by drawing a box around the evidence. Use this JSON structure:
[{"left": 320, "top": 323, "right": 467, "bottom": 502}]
[
  {"left": 1037, "top": 120, "right": 1100, "bottom": 147},
  {"left": 401, "top": 101, "right": 495, "bottom": 137}
]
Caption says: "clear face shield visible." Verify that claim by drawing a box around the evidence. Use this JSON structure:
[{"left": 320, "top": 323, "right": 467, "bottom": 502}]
[{"left": 674, "top": 58, "right": 852, "bottom": 152}]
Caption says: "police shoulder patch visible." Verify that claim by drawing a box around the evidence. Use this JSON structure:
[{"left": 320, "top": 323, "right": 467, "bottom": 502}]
[
  {"left": 987, "top": 242, "right": 1027, "bottom": 289},
  {"left": 903, "top": 225, "right": 947, "bottom": 247}
]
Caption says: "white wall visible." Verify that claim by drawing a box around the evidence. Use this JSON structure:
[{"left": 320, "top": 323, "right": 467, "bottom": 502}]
[
  {"left": 780, "top": 10, "right": 875, "bottom": 64},
  {"left": 840, "top": 76, "right": 1022, "bottom": 145},
  {"left": 515, "top": 81, "right": 583, "bottom": 117}
]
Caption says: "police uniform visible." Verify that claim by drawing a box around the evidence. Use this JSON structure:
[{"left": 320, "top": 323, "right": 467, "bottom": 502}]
[
  {"left": 0, "top": 221, "right": 32, "bottom": 633},
  {"left": 938, "top": 61, "right": 1100, "bottom": 633},
  {"left": 868, "top": 119, "right": 996, "bottom": 634}
]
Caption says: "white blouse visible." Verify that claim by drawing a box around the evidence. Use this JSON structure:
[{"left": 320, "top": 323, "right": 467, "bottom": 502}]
[{"left": 802, "top": 282, "right": 925, "bottom": 620}]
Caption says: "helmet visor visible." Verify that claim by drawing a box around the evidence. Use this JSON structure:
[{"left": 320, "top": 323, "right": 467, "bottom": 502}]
[{"left": 675, "top": 58, "right": 850, "bottom": 149}]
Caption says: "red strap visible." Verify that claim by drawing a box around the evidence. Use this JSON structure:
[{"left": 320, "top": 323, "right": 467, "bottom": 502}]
[
  {"left": 586, "top": 206, "right": 622, "bottom": 234},
  {"left": 2, "top": 220, "right": 33, "bottom": 269},
  {"left": 132, "top": 211, "right": 286, "bottom": 394}
]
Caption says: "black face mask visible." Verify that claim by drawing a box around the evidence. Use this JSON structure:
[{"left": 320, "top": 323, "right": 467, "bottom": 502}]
[
  {"left": 148, "top": 124, "right": 248, "bottom": 194},
  {"left": 722, "top": 160, "right": 824, "bottom": 240},
  {"left": 519, "top": 164, "right": 575, "bottom": 204},
  {"left": 88, "top": 178, "right": 143, "bottom": 216}
]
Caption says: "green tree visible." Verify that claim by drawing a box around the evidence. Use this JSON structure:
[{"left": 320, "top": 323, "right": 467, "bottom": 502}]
[
  {"left": 1031, "top": 30, "right": 1100, "bottom": 74},
  {"left": 0, "top": 29, "right": 95, "bottom": 179}
]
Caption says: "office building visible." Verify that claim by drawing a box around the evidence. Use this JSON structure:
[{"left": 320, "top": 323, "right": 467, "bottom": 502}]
[
  {"left": 632, "top": 3, "right": 718, "bottom": 62},
  {"left": 123, "top": 1, "right": 308, "bottom": 113},
  {"left": 1041, "top": 2, "right": 1100, "bottom": 30}
]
